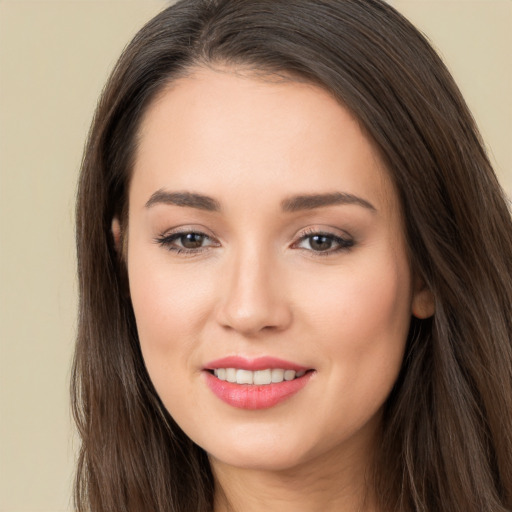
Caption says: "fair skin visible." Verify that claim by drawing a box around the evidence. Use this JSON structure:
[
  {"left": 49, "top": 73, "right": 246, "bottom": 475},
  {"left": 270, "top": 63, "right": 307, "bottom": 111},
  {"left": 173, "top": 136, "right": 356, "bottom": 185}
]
[{"left": 115, "top": 66, "right": 434, "bottom": 512}]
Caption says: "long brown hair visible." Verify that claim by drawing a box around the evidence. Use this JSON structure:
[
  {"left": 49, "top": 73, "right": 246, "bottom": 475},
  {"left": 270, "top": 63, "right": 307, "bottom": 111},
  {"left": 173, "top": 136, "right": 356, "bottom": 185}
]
[{"left": 73, "top": 1, "right": 512, "bottom": 510}]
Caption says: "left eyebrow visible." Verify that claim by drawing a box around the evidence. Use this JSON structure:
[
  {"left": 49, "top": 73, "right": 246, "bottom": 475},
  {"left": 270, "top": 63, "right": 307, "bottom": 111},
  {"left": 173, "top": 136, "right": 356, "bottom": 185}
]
[
  {"left": 281, "top": 192, "right": 376, "bottom": 213},
  {"left": 145, "top": 189, "right": 221, "bottom": 211}
]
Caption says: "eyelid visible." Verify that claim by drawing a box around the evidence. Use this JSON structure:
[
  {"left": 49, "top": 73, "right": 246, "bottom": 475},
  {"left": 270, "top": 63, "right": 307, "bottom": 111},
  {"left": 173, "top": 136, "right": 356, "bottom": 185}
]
[
  {"left": 154, "top": 225, "right": 220, "bottom": 254},
  {"left": 154, "top": 224, "right": 354, "bottom": 256},
  {"left": 291, "top": 226, "right": 355, "bottom": 255}
]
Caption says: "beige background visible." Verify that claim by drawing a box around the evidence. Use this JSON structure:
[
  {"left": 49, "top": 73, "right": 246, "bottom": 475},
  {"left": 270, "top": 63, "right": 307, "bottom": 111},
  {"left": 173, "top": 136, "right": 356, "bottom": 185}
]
[{"left": 0, "top": 1, "right": 510, "bottom": 511}]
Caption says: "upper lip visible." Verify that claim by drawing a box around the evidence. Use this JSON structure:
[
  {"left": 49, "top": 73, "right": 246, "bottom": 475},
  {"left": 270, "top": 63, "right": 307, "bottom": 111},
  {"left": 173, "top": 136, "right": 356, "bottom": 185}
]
[{"left": 204, "top": 356, "right": 309, "bottom": 372}]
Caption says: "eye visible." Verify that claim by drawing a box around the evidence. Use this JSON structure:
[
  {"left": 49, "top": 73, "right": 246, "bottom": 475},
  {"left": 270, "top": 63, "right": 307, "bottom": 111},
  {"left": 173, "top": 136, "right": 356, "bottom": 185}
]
[
  {"left": 175, "top": 232, "right": 209, "bottom": 249},
  {"left": 294, "top": 230, "right": 354, "bottom": 254},
  {"left": 155, "top": 229, "right": 219, "bottom": 254}
]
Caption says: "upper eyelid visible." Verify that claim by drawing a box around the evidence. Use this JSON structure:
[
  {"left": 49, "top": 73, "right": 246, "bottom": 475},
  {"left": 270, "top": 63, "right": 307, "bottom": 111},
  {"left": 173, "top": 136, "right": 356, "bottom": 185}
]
[
  {"left": 291, "top": 227, "right": 355, "bottom": 253},
  {"left": 293, "top": 232, "right": 353, "bottom": 245},
  {"left": 158, "top": 225, "right": 217, "bottom": 239},
  {"left": 294, "top": 226, "right": 353, "bottom": 240}
]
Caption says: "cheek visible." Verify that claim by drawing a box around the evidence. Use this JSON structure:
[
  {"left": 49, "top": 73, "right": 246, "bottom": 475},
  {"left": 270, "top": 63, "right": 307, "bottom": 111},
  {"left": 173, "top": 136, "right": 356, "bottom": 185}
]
[
  {"left": 317, "top": 244, "right": 411, "bottom": 338},
  {"left": 346, "top": 265, "right": 411, "bottom": 347},
  {"left": 127, "top": 247, "right": 217, "bottom": 381},
  {"left": 300, "top": 252, "right": 412, "bottom": 402}
]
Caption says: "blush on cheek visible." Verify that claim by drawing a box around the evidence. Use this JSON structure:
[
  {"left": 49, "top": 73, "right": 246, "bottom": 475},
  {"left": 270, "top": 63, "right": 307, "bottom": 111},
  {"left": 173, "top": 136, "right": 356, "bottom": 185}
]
[
  {"left": 322, "top": 264, "right": 410, "bottom": 383},
  {"left": 130, "top": 270, "right": 215, "bottom": 382}
]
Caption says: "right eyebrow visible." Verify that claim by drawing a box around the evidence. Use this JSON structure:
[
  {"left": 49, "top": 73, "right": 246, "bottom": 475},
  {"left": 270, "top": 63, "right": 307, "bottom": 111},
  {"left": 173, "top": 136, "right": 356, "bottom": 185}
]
[
  {"left": 144, "top": 189, "right": 221, "bottom": 212},
  {"left": 281, "top": 192, "right": 376, "bottom": 213}
]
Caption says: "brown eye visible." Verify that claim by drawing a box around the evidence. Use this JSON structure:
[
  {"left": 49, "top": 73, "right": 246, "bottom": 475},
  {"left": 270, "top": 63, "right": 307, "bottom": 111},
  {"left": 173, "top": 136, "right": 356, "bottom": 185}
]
[
  {"left": 179, "top": 233, "right": 207, "bottom": 249},
  {"left": 295, "top": 231, "right": 354, "bottom": 254},
  {"left": 156, "top": 230, "right": 218, "bottom": 253},
  {"left": 309, "top": 235, "right": 334, "bottom": 251}
]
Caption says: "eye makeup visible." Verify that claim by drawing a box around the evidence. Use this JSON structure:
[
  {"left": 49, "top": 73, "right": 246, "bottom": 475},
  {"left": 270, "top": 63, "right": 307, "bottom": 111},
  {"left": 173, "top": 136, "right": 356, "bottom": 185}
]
[{"left": 154, "top": 225, "right": 355, "bottom": 257}]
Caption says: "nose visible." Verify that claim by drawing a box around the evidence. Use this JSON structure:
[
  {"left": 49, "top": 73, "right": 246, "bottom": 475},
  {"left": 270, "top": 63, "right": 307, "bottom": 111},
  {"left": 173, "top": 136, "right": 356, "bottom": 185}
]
[{"left": 215, "top": 247, "right": 293, "bottom": 336}]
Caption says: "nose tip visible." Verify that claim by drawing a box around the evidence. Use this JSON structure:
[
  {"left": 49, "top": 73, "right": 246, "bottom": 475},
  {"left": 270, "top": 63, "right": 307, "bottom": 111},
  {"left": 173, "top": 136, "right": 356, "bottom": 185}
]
[
  {"left": 216, "top": 256, "right": 292, "bottom": 336},
  {"left": 220, "top": 299, "right": 290, "bottom": 336}
]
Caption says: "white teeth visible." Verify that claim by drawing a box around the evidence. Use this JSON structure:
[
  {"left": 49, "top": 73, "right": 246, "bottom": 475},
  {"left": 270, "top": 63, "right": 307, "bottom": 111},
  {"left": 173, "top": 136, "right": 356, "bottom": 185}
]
[
  {"left": 284, "top": 370, "right": 296, "bottom": 381},
  {"left": 215, "top": 368, "right": 226, "bottom": 380},
  {"left": 271, "top": 368, "right": 284, "bottom": 383},
  {"left": 213, "top": 367, "right": 306, "bottom": 385},
  {"left": 226, "top": 368, "right": 237, "bottom": 383},
  {"left": 253, "top": 369, "right": 272, "bottom": 385},
  {"left": 236, "top": 369, "right": 253, "bottom": 384}
]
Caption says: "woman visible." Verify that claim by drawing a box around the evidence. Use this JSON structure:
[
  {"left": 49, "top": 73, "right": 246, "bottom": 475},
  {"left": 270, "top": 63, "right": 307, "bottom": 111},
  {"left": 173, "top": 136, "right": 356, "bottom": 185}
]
[{"left": 72, "top": 1, "right": 512, "bottom": 511}]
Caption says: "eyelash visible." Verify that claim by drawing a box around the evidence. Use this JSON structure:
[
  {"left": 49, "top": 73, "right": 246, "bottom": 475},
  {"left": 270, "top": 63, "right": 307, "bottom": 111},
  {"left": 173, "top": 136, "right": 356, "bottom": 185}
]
[
  {"left": 154, "top": 228, "right": 354, "bottom": 256},
  {"left": 293, "top": 228, "right": 354, "bottom": 256},
  {"left": 154, "top": 230, "right": 218, "bottom": 255}
]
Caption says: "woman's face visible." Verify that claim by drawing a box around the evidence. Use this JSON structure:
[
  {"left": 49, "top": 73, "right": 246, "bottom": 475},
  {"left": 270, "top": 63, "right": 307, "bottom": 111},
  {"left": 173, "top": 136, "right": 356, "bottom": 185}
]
[{"left": 123, "top": 67, "right": 431, "bottom": 473}]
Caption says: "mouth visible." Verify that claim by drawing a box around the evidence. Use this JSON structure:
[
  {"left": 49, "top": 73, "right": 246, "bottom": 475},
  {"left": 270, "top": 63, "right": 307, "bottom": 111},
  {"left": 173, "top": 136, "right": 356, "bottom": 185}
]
[
  {"left": 203, "top": 356, "right": 315, "bottom": 410},
  {"left": 208, "top": 367, "right": 310, "bottom": 385}
]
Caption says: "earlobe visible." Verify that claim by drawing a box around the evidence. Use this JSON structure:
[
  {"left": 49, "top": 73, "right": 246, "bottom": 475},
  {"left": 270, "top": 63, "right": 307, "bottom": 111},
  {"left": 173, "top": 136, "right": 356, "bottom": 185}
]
[
  {"left": 412, "top": 278, "right": 435, "bottom": 319},
  {"left": 111, "top": 217, "right": 122, "bottom": 254}
]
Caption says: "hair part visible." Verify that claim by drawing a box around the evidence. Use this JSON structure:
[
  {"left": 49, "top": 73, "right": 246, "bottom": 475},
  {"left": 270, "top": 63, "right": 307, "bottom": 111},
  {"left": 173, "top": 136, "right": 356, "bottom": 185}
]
[{"left": 73, "top": 1, "right": 512, "bottom": 511}]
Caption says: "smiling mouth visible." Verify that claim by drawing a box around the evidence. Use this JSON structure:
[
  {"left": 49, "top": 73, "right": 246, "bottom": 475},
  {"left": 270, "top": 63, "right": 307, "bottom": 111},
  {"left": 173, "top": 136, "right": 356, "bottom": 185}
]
[
  {"left": 203, "top": 357, "right": 315, "bottom": 408},
  {"left": 209, "top": 368, "right": 311, "bottom": 385}
]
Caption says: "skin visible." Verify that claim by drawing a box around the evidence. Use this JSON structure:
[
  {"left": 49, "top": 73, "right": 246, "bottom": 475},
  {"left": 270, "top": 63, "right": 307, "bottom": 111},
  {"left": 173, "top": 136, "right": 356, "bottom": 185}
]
[{"left": 117, "top": 66, "right": 434, "bottom": 512}]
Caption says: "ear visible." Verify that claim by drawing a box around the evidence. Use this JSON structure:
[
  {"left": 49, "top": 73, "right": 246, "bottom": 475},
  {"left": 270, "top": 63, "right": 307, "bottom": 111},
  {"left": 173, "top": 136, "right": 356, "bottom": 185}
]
[
  {"left": 411, "top": 276, "right": 435, "bottom": 319},
  {"left": 111, "top": 217, "right": 122, "bottom": 254}
]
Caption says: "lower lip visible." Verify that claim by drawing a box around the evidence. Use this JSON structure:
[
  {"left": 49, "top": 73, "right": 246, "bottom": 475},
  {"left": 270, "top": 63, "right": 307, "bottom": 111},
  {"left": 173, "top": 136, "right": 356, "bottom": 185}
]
[{"left": 204, "top": 371, "right": 313, "bottom": 410}]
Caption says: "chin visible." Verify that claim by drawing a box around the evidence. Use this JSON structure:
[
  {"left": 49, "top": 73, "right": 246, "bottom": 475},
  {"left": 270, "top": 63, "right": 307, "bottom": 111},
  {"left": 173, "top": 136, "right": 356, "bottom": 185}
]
[
  {"left": 198, "top": 410, "right": 382, "bottom": 475},
  {"left": 208, "top": 445, "right": 309, "bottom": 473},
  {"left": 201, "top": 423, "right": 347, "bottom": 474},
  {"left": 195, "top": 424, "right": 308, "bottom": 471}
]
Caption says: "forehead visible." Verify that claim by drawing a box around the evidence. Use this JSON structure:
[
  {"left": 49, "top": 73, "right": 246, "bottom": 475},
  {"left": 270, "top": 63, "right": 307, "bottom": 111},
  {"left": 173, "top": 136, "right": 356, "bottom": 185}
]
[{"left": 131, "top": 66, "right": 397, "bottom": 215}]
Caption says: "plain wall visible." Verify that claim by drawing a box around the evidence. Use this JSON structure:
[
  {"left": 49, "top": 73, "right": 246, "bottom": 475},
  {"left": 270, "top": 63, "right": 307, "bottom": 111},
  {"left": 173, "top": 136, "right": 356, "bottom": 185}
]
[{"left": 0, "top": 1, "right": 510, "bottom": 511}]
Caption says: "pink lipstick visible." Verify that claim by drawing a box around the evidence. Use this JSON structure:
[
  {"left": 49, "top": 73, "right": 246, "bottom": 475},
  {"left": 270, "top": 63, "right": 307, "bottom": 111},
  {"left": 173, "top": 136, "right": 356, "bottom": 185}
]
[{"left": 203, "top": 356, "right": 313, "bottom": 410}]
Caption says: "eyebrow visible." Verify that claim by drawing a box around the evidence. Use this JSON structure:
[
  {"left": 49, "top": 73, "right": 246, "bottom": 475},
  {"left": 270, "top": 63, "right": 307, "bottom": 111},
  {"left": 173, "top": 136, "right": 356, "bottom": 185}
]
[
  {"left": 144, "top": 189, "right": 376, "bottom": 214},
  {"left": 145, "top": 190, "right": 221, "bottom": 211},
  {"left": 281, "top": 192, "right": 376, "bottom": 213}
]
